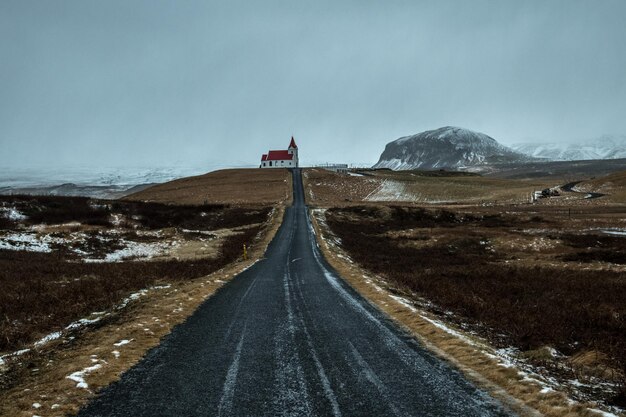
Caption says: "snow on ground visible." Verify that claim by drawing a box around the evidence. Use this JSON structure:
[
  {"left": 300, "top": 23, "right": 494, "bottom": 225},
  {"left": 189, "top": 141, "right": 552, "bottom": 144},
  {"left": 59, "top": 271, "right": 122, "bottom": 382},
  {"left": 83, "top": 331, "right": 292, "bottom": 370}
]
[
  {"left": 83, "top": 239, "right": 177, "bottom": 262},
  {"left": 0, "top": 348, "right": 31, "bottom": 367},
  {"left": 0, "top": 232, "right": 63, "bottom": 252},
  {"left": 581, "top": 228, "right": 626, "bottom": 237},
  {"left": 601, "top": 229, "right": 626, "bottom": 236},
  {"left": 314, "top": 206, "right": 624, "bottom": 416},
  {"left": 365, "top": 180, "right": 420, "bottom": 202},
  {"left": 0, "top": 286, "right": 171, "bottom": 367},
  {"left": 0, "top": 229, "right": 179, "bottom": 261},
  {"left": 113, "top": 339, "right": 131, "bottom": 347},
  {"left": 66, "top": 363, "right": 102, "bottom": 389},
  {"left": 65, "top": 312, "right": 108, "bottom": 331},
  {"left": 33, "top": 332, "right": 62, "bottom": 347},
  {"left": 0, "top": 206, "right": 27, "bottom": 220},
  {"left": 390, "top": 295, "right": 479, "bottom": 347},
  {"left": 387, "top": 287, "right": 625, "bottom": 416}
]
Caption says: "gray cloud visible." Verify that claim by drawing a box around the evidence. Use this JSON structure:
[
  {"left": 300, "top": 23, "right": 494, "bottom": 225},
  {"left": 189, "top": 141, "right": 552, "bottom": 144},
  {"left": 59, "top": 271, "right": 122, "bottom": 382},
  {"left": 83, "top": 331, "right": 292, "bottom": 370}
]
[{"left": 1, "top": 0, "right": 625, "bottom": 168}]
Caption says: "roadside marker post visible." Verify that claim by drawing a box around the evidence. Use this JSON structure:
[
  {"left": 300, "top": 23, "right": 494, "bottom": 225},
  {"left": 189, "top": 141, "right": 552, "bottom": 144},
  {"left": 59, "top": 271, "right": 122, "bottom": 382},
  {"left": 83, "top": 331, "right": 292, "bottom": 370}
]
[{"left": 243, "top": 244, "right": 248, "bottom": 260}]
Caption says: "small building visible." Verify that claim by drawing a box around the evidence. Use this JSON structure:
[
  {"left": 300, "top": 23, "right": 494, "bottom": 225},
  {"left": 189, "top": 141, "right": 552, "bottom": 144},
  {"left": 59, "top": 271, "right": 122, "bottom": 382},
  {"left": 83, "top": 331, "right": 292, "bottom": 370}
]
[
  {"left": 260, "top": 137, "right": 299, "bottom": 168},
  {"left": 316, "top": 163, "right": 349, "bottom": 174}
]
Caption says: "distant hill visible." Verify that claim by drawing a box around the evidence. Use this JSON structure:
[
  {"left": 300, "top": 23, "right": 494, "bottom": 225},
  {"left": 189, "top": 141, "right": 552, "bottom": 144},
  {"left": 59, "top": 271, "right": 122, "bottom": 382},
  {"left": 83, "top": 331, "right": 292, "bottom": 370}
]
[
  {"left": 373, "top": 126, "right": 529, "bottom": 170},
  {"left": 511, "top": 135, "right": 626, "bottom": 161},
  {"left": 573, "top": 169, "right": 626, "bottom": 203},
  {"left": 477, "top": 158, "right": 626, "bottom": 180},
  {"left": 0, "top": 183, "right": 155, "bottom": 199},
  {"left": 125, "top": 168, "right": 290, "bottom": 205}
]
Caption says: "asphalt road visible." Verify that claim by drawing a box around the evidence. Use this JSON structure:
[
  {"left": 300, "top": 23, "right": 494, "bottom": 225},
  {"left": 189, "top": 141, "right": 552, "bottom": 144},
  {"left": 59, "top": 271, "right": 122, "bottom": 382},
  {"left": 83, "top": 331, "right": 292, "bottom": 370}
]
[
  {"left": 562, "top": 181, "right": 605, "bottom": 199},
  {"left": 78, "top": 169, "right": 514, "bottom": 417}
]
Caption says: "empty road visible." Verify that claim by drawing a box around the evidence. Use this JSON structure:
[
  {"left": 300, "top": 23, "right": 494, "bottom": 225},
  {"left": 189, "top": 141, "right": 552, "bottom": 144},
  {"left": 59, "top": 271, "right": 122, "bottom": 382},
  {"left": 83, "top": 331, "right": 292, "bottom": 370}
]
[{"left": 78, "top": 169, "right": 514, "bottom": 417}]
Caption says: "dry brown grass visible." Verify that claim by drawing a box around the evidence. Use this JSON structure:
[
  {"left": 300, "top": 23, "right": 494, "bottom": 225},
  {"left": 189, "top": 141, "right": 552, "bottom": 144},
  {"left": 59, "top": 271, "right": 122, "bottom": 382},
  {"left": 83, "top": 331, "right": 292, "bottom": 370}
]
[
  {"left": 310, "top": 209, "right": 625, "bottom": 417},
  {"left": 304, "top": 167, "right": 626, "bottom": 207},
  {"left": 0, "top": 168, "right": 291, "bottom": 416},
  {"left": 125, "top": 168, "right": 291, "bottom": 205},
  {"left": 0, "top": 225, "right": 263, "bottom": 352},
  {"left": 576, "top": 170, "right": 626, "bottom": 203},
  {"left": 302, "top": 168, "right": 381, "bottom": 204},
  {"left": 0, "top": 195, "right": 272, "bottom": 352},
  {"left": 382, "top": 172, "right": 551, "bottom": 204},
  {"left": 0, "top": 203, "right": 287, "bottom": 417},
  {"left": 324, "top": 206, "right": 626, "bottom": 362},
  {"left": 304, "top": 168, "right": 559, "bottom": 206}
]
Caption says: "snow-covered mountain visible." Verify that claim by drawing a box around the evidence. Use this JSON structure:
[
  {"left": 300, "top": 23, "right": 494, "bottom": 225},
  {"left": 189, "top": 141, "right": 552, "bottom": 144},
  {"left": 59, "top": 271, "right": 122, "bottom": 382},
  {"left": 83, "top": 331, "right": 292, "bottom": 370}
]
[
  {"left": 511, "top": 135, "right": 626, "bottom": 161},
  {"left": 0, "top": 166, "right": 212, "bottom": 188},
  {"left": 373, "top": 126, "right": 528, "bottom": 170},
  {"left": 0, "top": 166, "right": 217, "bottom": 199}
]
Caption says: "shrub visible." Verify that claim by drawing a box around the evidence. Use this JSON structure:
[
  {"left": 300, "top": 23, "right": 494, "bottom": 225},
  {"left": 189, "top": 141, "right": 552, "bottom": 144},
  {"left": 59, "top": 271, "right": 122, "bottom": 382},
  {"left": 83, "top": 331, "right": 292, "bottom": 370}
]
[
  {"left": 0, "top": 225, "right": 260, "bottom": 351},
  {"left": 326, "top": 207, "right": 626, "bottom": 396}
]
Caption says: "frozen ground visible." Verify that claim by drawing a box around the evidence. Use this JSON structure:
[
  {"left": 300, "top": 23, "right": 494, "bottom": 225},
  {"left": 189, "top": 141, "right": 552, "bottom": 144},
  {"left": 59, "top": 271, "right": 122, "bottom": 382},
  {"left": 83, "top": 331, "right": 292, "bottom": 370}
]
[
  {"left": 365, "top": 180, "right": 423, "bottom": 202},
  {"left": 0, "top": 228, "right": 180, "bottom": 261},
  {"left": 0, "top": 201, "right": 219, "bottom": 262}
]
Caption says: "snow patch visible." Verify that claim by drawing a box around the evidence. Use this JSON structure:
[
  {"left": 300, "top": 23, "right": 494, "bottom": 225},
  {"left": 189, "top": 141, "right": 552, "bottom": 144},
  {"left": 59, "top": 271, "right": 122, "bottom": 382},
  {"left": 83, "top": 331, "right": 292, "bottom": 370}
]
[
  {"left": 0, "top": 232, "right": 61, "bottom": 252},
  {"left": 0, "top": 206, "right": 27, "bottom": 220},
  {"left": 83, "top": 240, "right": 176, "bottom": 262},
  {"left": 66, "top": 364, "right": 102, "bottom": 389},
  {"left": 390, "top": 295, "right": 480, "bottom": 347},
  {"left": 34, "top": 331, "right": 62, "bottom": 347},
  {"left": 0, "top": 348, "right": 31, "bottom": 365},
  {"left": 602, "top": 229, "right": 626, "bottom": 236},
  {"left": 65, "top": 316, "right": 104, "bottom": 330},
  {"left": 113, "top": 339, "right": 131, "bottom": 347},
  {"left": 365, "top": 180, "right": 420, "bottom": 202}
]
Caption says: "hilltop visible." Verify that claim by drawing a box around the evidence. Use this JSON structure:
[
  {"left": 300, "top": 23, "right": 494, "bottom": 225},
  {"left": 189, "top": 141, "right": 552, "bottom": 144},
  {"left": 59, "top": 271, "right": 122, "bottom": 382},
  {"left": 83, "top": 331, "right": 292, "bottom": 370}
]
[
  {"left": 373, "top": 126, "right": 529, "bottom": 170},
  {"left": 125, "top": 168, "right": 291, "bottom": 205}
]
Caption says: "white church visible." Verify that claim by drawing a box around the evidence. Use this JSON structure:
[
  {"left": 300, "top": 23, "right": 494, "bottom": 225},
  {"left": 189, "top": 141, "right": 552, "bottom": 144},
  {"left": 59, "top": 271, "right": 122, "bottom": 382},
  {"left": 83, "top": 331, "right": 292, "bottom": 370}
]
[{"left": 260, "top": 137, "right": 299, "bottom": 168}]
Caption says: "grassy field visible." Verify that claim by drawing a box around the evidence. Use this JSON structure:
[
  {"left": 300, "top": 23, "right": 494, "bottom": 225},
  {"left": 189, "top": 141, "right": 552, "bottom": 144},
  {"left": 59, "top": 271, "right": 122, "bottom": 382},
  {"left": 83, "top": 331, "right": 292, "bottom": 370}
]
[
  {"left": 0, "top": 167, "right": 289, "bottom": 415},
  {"left": 304, "top": 168, "right": 559, "bottom": 205},
  {"left": 575, "top": 170, "right": 626, "bottom": 204},
  {"left": 307, "top": 167, "right": 626, "bottom": 411},
  {"left": 0, "top": 195, "right": 272, "bottom": 353},
  {"left": 126, "top": 168, "right": 291, "bottom": 205},
  {"left": 323, "top": 204, "right": 626, "bottom": 406}
]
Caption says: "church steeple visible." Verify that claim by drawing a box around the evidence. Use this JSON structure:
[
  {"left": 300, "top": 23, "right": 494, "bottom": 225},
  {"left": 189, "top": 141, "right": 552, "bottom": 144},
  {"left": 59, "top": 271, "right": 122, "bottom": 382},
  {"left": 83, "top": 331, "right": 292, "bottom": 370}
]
[{"left": 287, "top": 136, "right": 299, "bottom": 167}]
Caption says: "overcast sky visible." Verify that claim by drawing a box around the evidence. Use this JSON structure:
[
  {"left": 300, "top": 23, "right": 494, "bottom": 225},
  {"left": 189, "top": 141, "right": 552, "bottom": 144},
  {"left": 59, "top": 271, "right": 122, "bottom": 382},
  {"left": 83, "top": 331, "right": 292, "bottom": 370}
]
[{"left": 1, "top": 0, "right": 625, "bottom": 169}]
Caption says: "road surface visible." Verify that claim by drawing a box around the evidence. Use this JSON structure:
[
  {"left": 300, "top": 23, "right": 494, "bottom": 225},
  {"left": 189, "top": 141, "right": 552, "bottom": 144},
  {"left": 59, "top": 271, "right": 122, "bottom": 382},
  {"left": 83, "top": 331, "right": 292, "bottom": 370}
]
[
  {"left": 562, "top": 181, "right": 605, "bottom": 199},
  {"left": 78, "top": 169, "right": 514, "bottom": 417}
]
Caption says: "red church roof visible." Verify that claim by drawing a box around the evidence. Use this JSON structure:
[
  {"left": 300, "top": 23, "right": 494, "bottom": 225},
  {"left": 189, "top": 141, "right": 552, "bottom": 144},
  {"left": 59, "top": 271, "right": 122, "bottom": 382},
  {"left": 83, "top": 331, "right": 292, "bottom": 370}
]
[
  {"left": 289, "top": 136, "right": 298, "bottom": 149},
  {"left": 262, "top": 150, "right": 294, "bottom": 161}
]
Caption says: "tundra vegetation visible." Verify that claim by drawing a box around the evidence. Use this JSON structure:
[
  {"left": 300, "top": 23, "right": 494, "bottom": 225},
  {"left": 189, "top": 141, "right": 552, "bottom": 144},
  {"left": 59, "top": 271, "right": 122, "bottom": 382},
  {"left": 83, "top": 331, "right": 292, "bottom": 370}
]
[
  {"left": 0, "top": 195, "right": 270, "bottom": 353},
  {"left": 325, "top": 204, "right": 626, "bottom": 407}
]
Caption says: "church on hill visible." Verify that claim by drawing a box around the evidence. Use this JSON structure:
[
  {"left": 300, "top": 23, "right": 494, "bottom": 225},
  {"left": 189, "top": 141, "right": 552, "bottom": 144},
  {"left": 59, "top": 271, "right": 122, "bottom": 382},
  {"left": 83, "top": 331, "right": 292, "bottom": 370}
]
[{"left": 260, "top": 137, "right": 299, "bottom": 168}]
